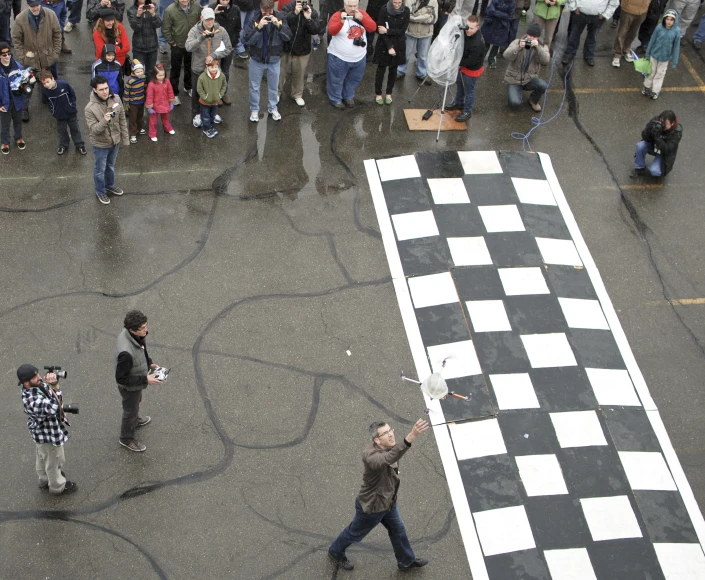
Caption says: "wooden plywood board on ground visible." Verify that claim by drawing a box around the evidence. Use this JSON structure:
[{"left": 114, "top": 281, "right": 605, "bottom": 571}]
[{"left": 403, "top": 108, "right": 467, "bottom": 131}]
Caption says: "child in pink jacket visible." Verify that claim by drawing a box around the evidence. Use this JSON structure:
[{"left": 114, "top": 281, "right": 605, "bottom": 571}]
[{"left": 145, "top": 64, "right": 175, "bottom": 142}]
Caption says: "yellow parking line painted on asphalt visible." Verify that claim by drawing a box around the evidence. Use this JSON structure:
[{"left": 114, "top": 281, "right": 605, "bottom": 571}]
[
  {"left": 647, "top": 298, "right": 705, "bottom": 306},
  {"left": 620, "top": 183, "right": 664, "bottom": 190},
  {"left": 681, "top": 54, "right": 705, "bottom": 87}
]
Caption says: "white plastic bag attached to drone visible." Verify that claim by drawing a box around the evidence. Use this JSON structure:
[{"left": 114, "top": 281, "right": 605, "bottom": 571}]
[
  {"left": 426, "top": 14, "right": 466, "bottom": 85},
  {"left": 421, "top": 372, "right": 448, "bottom": 399}
]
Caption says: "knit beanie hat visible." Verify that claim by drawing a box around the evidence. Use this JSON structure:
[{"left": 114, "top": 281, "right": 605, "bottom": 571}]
[{"left": 526, "top": 22, "right": 542, "bottom": 37}]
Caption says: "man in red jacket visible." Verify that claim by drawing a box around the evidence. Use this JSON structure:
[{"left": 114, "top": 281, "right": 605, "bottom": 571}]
[{"left": 325, "top": 0, "right": 375, "bottom": 108}]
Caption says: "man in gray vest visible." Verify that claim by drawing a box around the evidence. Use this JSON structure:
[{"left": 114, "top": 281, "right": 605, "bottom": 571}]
[{"left": 115, "top": 310, "right": 162, "bottom": 452}]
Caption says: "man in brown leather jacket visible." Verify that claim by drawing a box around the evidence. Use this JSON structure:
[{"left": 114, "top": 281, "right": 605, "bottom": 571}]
[{"left": 328, "top": 418, "right": 430, "bottom": 572}]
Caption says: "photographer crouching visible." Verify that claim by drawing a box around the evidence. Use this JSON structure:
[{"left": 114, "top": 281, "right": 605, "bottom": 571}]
[
  {"left": 630, "top": 110, "right": 682, "bottom": 178},
  {"left": 17, "top": 363, "right": 78, "bottom": 495},
  {"left": 502, "top": 22, "right": 550, "bottom": 113}
]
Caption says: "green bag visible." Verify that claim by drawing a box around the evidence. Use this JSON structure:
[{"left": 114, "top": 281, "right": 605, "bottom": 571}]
[{"left": 634, "top": 57, "right": 652, "bottom": 75}]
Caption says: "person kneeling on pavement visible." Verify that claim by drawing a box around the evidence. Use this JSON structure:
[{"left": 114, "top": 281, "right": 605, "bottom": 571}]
[
  {"left": 503, "top": 21, "right": 550, "bottom": 112},
  {"left": 630, "top": 109, "right": 682, "bottom": 178}
]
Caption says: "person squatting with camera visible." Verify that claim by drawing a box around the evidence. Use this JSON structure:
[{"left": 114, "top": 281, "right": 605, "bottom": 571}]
[
  {"left": 116, "top": 310, "right": 164, "bottom": 453},
  {"left": 502, "top": 22, "right": 550, "bottom": 112},
  {"left": 17, "top": 363, "right": 78, "bottom": 495},
  {"left": 0, "top": 41, "right": 36, "bottom": 154},
  {"left": 630, "top": 109, "right": 682, "bottom": 178}
]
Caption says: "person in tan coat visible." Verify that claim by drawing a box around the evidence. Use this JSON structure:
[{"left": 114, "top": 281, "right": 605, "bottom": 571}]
[
  {"left": 11, "top": 0, "right": 61, "bottom": 122},
  {"left": 612, "top": 0, "right": 649, "bottom": 66},
  {"left": 328, "top": 418, "right": 430, "bottom": 572},
  {"left": 85, "top": 74, "right": 129, "bottom": 205}
]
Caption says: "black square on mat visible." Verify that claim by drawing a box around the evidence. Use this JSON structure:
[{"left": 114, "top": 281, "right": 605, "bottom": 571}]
[
  {"left": 381, "top": 177, "right": 431, "bottom": 214},
  {"left": 504, "top": 295, "right": 569, "bottom": 335},
  {"left": 451, "top": 266, "right": 505, "bottom": 301},
  {"left": 485, "top": 550, "right": 551, "bottom": 580},
  {"left": 530, "top": 367, "right": 598, "bottom": 412},
  {"left": 524, "top": 496, "right": 593, "bottom": 550},
  {"left": 484, "top": 232, "right": 543, "bottom": 267},
  {"left": 497, "top": 410, "right": 561, "bottom": 456},
  {"left": 499, "top": 150, "right": 547, "bottom": 180},
  {"left": 601, "top": 408, "right": 662, "bottom": 452},
  {"left": 558, "top": 446, "right": 630, "bottom": 498},
  {"left": 568, "top": 329, "right": 627, "bottom": 369},
  {"left": 545, "top": 265, "right": 598, "bottom": 300},
  {"left": 587, "top": 540, "right": 666, "bottom": 580},
  {"left": 397, "top": 237, "right": 452, "bottom": 277},
  {"left": 458, "top": 455, "right": 523, "bottom": 512},
  {"left": 633, "top": 490, "right": 699, "bottom": 544},
  {"left": 462, "top": 174, "right": 519, "bottom": 205},
  {"left": 416, "top": 303, "right": 470, "bottom": 347},
  {"left": 520, "top": 205, "right": 572, "bottom": 240},
  {"left": 415, "top": 151, "right": 464, "bottom": 179},
  {"left": 473, "top": 332, "right": 531, "bottom": 374},
  {"left": 440, "top": 375, "right": 496, "bottom": 421},
  {"left": 432, "top": 204, "right": 486, "bottom": 238}
]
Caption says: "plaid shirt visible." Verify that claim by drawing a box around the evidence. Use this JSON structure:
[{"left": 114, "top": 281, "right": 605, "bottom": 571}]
[{"left": 21, "top": 382, "right": 70, "bottom": 446}]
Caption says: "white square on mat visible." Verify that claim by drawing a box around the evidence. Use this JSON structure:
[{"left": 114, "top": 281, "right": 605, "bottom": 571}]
[
  {"left": 558, "top": 298, "right": 610, "bottom": 330},
  {"left": 473, "top": 505, "right": 536, "bottom": 557},
  {"left": 428, "top": 178, "right": 470, "bottom": 204},
  {"left": 585, "top": 368, "right": 641, "bottom": 407},
  {"left": 407, "top": 273, "right": 458, "bottom": 309},
  {"left": 512, "top": 177, "right": 557, "bottom": 206},
  {"left": 580, "top": 496, "right": 643, "bottom": 542},
  {"left": 391, "top": 210, "right": 440, "bottom": 241},
  {"left": 427, "top": 340, "right": 482, "bottom": 379},
  {"left": 653, "top": 543, "right": 705, "bottom": 580},
  {"left": 536, "top": 237, "right": 583, "bottom": 266},
  {"left": 498, "top": 267, "right": 550, "bottom": 296},
  {"left": 457, "top": 151, "right": 503, "bottom": 174},
  {"left": 478, "top": 205, "right": 526, "bottom": 233},
  {"left": 466, "top": 300, "right": 512, "bottom": 333},
  {"left": 376, "top": 155, "right": 421, "bottom": 181},
  {"left": 544, "top": 548, "right": 598, "bottom": 580},
  {"left": 449, "top": 418, "right": 507, "bottom": 460},
  {"left": 516, "top": 455, "right": 569, "bottom": 496},
  {"left": 550, "top": 410, "right": 607, "bottom": 448},
  {"left": 521, "top": 333, "right": 577, "bottom": 368},
  {"left": 447, "top": 237, "right": 493, "bottom": 266},
  {"left": 489, "top": 373, "right": 540, "bottom": 410},
  {"left": 618, "top": 452, "right": 677, "bottom": 491}
]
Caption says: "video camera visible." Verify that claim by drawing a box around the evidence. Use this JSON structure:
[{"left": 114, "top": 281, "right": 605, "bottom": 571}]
[{"left": 44, "top": 365, "right": 67, "bottom": 379}]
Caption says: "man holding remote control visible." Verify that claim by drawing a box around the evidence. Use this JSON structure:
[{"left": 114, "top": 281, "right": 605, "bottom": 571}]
[{"left": 115, "top": 309, "right": 163, "bottom": 453}]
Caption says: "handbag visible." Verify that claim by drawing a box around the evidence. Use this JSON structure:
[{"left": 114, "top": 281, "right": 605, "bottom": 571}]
[
  {"left": 633, "top": 56, "right": 652, "bottom": 76},
  {"left": 123, "top": 54, "right": 133, "bottom": 76}
]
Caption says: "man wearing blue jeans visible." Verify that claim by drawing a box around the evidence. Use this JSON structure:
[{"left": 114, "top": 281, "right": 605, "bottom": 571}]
[
  {"left": 447, "top": 15, "right": 484, "bottom": 122},
  {"left": 503, "top": 22, "right": 550, "bottom": 112},
  {"left": 84, "top": 75, "right": 129, "bottom": 205},
  {"left": 328, "top": 419, "right": 430, "bottom": 572},
  {"left": 396, "top": 0, "right": 437, "bottom": 81},
  {"left": 631, "top": 110, "right": 682, "bottom": 178},
  {"left": 244, "top": 0, "right": 290, "bottom": 121},
  {"left": 693, "top": 12, "right": 705, "bottom": 50}
]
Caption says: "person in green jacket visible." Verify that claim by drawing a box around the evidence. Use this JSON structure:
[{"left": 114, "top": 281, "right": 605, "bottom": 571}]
[
  {"left": 161, "top": 0, "right": 201, "bottom": 104},
  {"left": 533, "top": 0, "right": 566, "bottom": 50},
  {"left": 197, "top": 59, "right": 226, "bottom": 137}
]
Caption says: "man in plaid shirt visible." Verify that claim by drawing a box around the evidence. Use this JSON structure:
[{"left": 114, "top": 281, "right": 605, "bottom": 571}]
[{"left": 18, "top": 364, "right": 78, "bottom": 495}]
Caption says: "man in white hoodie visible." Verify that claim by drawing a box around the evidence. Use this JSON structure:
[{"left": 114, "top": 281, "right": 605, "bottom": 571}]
[{"left": 561, "top": 0, "right": 618, "bottom": 66}]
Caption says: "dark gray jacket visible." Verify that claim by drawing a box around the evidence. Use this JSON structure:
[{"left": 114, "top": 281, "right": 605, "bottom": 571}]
[
  {"left": 127, "top": 3, "right": 162, "bottom": 53},
  {"left": 115, "top": 328, "right": 151, "bottom": 392}
]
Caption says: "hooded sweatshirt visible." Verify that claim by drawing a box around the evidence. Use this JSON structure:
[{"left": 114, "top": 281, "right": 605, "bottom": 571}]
[
  {"left": 646, "top": 9, "right": 680, "bottom": 67},
  {"left": 41, "top": 79, "right": 79, "bottom": 119},
  {"left": 91, "top": 43, "right": 124, "bottom": 95}
]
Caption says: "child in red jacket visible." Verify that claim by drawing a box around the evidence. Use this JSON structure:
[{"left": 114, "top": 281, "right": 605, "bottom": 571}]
[{"left": 144, "top": 64, "right": 175, "bottom": 142}]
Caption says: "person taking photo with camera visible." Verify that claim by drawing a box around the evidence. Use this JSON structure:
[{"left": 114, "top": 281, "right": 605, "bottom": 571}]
[
  {"left": 85, "top": 74, "right": 129, "bottom": 205},
  {"left": 17, "top": 363, "right": 78, "bottom": 495},
  {"left": 502, "top": 21, "right": 550, "bottom": 112},
  {"left": 630, "top": 109, "right": 682, "bottom": 178}
]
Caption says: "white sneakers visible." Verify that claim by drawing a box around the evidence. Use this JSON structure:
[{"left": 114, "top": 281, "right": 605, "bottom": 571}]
[
  {"left": 64, "top": 21, "right": 73, "bottom": 32},
  {"left": 294, "top": 97, "right": 305, "bottom": 107},
  {"left": 624, "top": 52, "right": 634, "bottom": 62},
  {"left": 168, "top": 129, "right": 175, "bottom": 134},
  {"left": 173, "top": 96, "right": 181, "bottom": 106},
  {"left": 193, "top": 114, "right": 202, "bottom": 127},
  {"left": 250, "top": 111, "right": 259, "bottom": 122},
  {"left": 214, "top": 114, "right": 222, "bottom": 124},
  {"left": 151, "top": 137, "right": 158, "bottom": 142},
  {"left": 612, "top": 57, "right": 620, "bottom": 67},
  {"left": 268, "top": 109, "right": 281, "bottom": 121}
]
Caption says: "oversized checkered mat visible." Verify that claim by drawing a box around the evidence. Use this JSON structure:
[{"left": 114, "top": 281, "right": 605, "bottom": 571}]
[{"left": 365, "top": 151, "right": 705, "bottom": 580}]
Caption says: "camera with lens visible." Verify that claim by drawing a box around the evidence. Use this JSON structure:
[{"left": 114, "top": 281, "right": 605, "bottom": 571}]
[
  {"left": 301, "top": 1, "right": 308, "bottom": 8},
  {"left": 62, "top": 403, "right": 79, "bottom": 415},
  {"left": 458, "top": 22, "right": 469, "bottom": 30},
  {"left": 44, "top": 365, "right": 68, "bottom": 379},
  {"left": 353, "top": 36, "right": 366, "bottom": 47},
  {"left": 205, "top": 29, "right": 215, "bottom": 36},
  {"left": 522, "top": 36, "right": 532, "bottom": 49}
]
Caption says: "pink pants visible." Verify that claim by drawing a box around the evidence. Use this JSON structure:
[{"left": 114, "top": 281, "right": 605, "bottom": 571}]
[{"left": 148, "top": 112, "right": 173, "bottom": 138}]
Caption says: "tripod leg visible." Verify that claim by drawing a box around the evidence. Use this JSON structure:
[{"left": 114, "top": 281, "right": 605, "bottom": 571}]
[{"left": 437, "top": 84, "right": 448, "bottom": 142}]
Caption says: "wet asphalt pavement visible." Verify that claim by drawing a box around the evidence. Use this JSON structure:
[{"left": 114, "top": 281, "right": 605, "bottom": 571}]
[{"left": 1, "top": 3, "right": 705, "bottom": 579}]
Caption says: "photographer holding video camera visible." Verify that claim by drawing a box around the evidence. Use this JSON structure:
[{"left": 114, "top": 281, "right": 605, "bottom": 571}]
[{"left": 17, "top": 363, "right": 78, "bottom": 495}]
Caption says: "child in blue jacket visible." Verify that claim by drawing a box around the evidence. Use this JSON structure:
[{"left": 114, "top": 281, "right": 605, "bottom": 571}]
[
  {"left": 643, "top": 9, "right": 679, "bottom": 99},
  {"left": 91, "top": 43, "right": 124, "bottom": 98},
  {"left": 0, "top": 42, "right": 31, "bottom": 154},
  {"left": 39, "top": 69, "right": 86, "bottom": 155}
]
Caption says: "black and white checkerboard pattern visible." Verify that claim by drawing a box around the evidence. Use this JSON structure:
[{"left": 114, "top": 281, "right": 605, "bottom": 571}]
[{"left": 364, "top": 151, "right": 705, "bottom": 580}]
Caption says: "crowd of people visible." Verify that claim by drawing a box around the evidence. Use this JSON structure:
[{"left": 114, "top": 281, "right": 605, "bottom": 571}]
[{"left": 0, "top": 0, "right": 696, "bottom": 197}]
